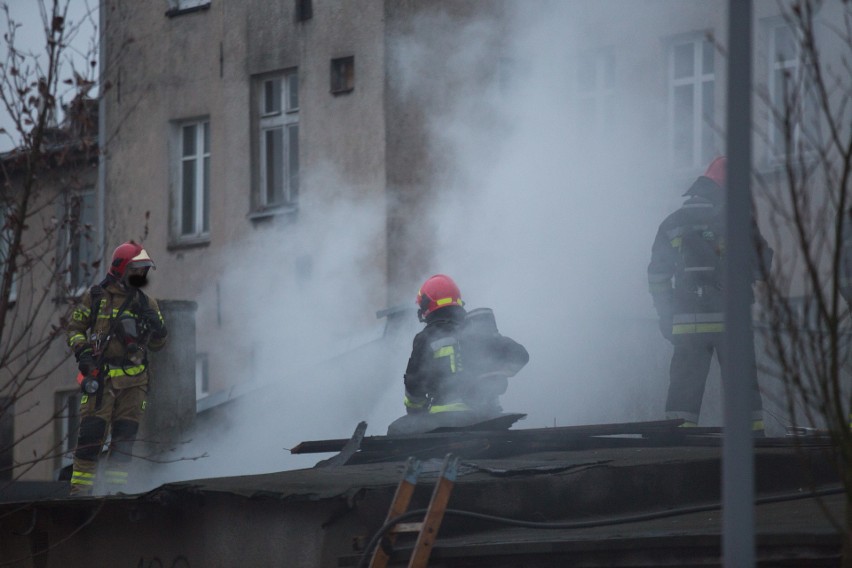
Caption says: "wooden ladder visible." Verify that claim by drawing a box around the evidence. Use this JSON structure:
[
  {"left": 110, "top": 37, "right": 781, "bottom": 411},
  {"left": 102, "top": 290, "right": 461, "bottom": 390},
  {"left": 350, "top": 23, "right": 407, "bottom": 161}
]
[{"left": 369, "top": 453, "right": 459, "bottom": 568}]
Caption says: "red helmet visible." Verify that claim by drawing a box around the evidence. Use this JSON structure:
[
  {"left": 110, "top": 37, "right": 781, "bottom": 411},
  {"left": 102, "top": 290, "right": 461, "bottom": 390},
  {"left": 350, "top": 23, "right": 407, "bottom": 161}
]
[
  {"left": 416, "top": 274, "right": 463, "bottom": 321},
  {"left": 703, "top": 156, "right": 726, "bottom": 189},
  {"left": 109, "top": 241, "right": 155, "bottom": 279}
]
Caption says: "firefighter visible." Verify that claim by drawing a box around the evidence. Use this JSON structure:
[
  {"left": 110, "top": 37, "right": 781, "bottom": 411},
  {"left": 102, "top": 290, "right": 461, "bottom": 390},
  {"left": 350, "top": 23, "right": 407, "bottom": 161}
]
[
  {"left": 66, "top": 241, "right": 167, "bottom": 496},
  {"left": 403, "top": 274, "right": 529, "bottom": 416},
  {"left": 647, "top": 157, "right": 772, "bottom": 433}
]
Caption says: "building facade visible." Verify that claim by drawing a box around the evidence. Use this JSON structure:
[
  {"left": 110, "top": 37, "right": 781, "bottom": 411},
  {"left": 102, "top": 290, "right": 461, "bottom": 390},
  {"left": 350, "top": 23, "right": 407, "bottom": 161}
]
[{"left": 4, "top": 0, "right": 846, "bottom": 481}]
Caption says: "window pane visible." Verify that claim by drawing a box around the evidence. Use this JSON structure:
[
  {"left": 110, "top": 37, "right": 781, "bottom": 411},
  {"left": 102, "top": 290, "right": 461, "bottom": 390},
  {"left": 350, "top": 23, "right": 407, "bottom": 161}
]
[
  {"left": 774, "top": 25, "right": 795, "bottom": 63},
  {"left": 701, "top": 80, "right": 716, "bottom": 165},
  {"left": 0, "top": 397, "right": 13, "bottom": 479},
  {"left": 182, "top": 159, "right": 196, "bottom": 234},
  {"left": 674, "top": 85, "right": 694, "bottom": 165},
  {"left": 56, "top": 391, "right": 80, "bottom": 469},
  {"left": 70, "top": 192, "right": 97, "bottom": 288},
  {"left": 203, "top": 156, "right": 210, "bottom": 232},
  {"left": 288, "top": 124, "right": 299, "bottom": 201},
  {"left": 702, "top": 40, "right": 714, "bottom": 75},
  {"left": 182, "top": 124, "right": 196, "bottom": 157},
  {"left": 264, "top": 79, "right": 281, "bottom": 114},
  {"left": 673, "top": 43, "right": 694, "bottom": 79},
  {"left": 265, "top": 128, "right": 284, "bottom": 205},
  {"left": 203, "top": 121, "right": 210, "bottom": 154},
  {"left": 288, "top": 73, "right": 299, "bottom": 110}
]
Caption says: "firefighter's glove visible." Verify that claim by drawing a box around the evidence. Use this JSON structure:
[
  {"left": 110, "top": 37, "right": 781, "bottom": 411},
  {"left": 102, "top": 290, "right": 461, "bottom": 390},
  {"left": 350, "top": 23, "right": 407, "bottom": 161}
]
[
  {"left": 140, "top": 307, "right": 167, "bottom": 338},
  {"left": 76, "top": 348, "right": 96, "bottom": 376}
]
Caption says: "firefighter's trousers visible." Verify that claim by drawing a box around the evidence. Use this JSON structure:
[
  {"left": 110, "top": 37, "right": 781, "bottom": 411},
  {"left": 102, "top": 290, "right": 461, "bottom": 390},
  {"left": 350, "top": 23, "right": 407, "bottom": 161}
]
[
  {"left": 70, "top": 382, "right": 147, "bottom": 495},
  {"left": 665, "top": 332, "right": 763, "bottom": 425}
]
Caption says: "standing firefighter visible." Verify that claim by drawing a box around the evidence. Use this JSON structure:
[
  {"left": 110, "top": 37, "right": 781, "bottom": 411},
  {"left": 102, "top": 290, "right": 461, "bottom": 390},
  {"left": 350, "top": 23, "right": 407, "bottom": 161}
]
[
  {"left": 403, "top": 274, "right": 529, "bottom": 416},
  {"left": 647, "top": 157, "right": 772, "bottom": 433},
  {"left": 66, "top": 241, "right": 167, "bottom": 495}
]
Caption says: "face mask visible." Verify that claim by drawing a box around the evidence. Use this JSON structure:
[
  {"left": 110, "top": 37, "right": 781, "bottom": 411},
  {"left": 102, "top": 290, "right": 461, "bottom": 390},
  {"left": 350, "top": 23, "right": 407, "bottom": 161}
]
[{"left": 127, "top": 273, "right": 148, "bottom": 288}]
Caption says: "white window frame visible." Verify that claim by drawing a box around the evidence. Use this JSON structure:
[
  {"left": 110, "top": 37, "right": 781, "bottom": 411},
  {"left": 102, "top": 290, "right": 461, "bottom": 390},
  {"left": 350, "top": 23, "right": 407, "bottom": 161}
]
[
  {"left": 765, "top": 19, "right": 817, "bottom": 164},
  {"left": 576, "top": 46, "right": 616, "bottom": 146},
  {"left": 63, "top": 189, "right": 99, "bottom": 296},
  {"left": 667, "top": 35, "right": 719, "bottom": 170},
  {"left": 174, "top": 118, "right": 210, "bottom": 243},
  {"left": 256, "top": 70, "right": 299, "bottom": 212}
]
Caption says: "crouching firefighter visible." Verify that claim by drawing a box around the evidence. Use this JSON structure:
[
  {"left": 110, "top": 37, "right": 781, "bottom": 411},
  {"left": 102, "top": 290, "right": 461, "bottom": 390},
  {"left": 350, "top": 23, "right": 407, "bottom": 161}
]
[
  {"left": 66, "top": 241, "right": 167, "bottom": 496},
  {"left": 403, "top": 274, "right": 529, "bottom": 417}
]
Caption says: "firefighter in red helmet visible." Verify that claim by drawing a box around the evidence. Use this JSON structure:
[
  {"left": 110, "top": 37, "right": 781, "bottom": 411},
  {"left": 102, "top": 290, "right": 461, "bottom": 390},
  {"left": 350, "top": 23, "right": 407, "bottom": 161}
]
[
  {"left": 65, "top": 241, "right": 167, "bottom": 495},
  {"left": 403, "top": 274, "right": 529, "bottom": 417},
  {"left": 647, "top": 157, "right": 772, "bottom": 433}
]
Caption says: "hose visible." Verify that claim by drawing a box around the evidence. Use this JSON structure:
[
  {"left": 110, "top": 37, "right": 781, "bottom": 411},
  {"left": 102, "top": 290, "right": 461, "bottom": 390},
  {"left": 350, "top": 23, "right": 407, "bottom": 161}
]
[{"left": 356, "top": 485, "right": 845, "bottom": 568}]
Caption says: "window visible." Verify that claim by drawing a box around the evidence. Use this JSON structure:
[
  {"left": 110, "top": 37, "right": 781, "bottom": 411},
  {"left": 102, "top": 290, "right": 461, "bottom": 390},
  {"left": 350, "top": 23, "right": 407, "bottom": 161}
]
[
  {"left": 668, "top": 36, "right": 719, "bottom": 169},
  {"left": 0, "top": 397, "right": 12, "bottom": 480},
  {"left": 55, "top": 390, "right": 81, "bottom": 473},
  {"left": 577, "top": 47, "right": 616, "bottom": 145},
  {"left": 766, "top": 20, "right": 817, "bottom": 162},
  {"left": 196, "top": 353, "right": 209, "bottom": 400},
  {"left": 0, "top": 205, "right": 16, "bottom": 303},
  {"left": 255, "top": 71, "right": 299, "bottom": 211},
  {"left": 295, "top": 0, "right": 312, "bottom": 22},
  {"left": 174, "top": 119, "right": 210, "bottom": 241},
  {"left": 331, "top": 56, "right": 355, "bottom": 94},
  {"left": 63, "top": 189, "right": 98, "bottom": 294}
]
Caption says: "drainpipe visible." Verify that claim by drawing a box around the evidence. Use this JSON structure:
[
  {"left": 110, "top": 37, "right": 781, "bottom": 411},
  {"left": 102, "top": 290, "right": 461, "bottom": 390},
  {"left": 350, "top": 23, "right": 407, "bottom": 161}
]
[{"left": 96, "top": 0, "right": 106, "bottom": 261}]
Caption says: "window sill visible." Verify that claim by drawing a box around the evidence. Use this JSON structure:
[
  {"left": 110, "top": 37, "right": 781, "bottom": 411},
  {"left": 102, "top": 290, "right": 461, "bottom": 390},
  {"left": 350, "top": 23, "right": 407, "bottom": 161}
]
[
  {"left": 331, "top": 88, "right": 354, "bottom": 96},
  {"left": 248, "top": 205, "right": 298, "bottom": 222},
  {"left": 168, "top": 235, "right": 211, "bottom": 251},
  {"left": 165, "top": 3, "right": 211, "bottom": 18}
]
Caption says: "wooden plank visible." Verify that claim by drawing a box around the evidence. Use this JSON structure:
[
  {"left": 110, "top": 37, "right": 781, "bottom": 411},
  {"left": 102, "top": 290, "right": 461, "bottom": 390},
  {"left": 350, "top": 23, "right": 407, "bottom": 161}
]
[{"left": 292, "top": 419, "right": 690, "bottom": 456}]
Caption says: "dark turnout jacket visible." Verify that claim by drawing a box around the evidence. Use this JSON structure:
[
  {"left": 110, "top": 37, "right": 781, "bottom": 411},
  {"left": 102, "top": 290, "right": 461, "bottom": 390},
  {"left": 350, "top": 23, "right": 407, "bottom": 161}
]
[
  {"left": 403, "top": 305, "right": 529, "bottom": 411},
  {"left": 647, "top": 176, "right": 773, "bottom": 337},
  {"left": 66, "top": 280, "right": 167, "bottom": 389}
]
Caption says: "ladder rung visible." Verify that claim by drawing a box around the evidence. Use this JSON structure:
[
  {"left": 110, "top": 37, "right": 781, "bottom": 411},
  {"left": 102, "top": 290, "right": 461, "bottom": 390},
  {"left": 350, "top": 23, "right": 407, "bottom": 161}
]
[{"left": 391, "top": 522, "right": 424, "bottom": 534}]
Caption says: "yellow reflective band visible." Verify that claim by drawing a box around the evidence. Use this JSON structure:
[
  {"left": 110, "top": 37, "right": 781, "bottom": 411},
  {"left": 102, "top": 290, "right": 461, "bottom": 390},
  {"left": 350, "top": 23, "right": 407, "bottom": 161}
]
[
  {"left": 434, "top": 346, "right": 454, "bottom": 358},
  {"left": 104, "top": 471, "right": 128, "bottom": 485},
  {"left": 436, "top": 297, "right": 454, "bottom": 306},
  {"left": 671, "top": 236, "right": 682, "bottom": 248},
  {"left": 107, "top": 365, "right": 146, "bottom": 377},
  {"left": 141, "top": 400, "right": 147, "bottom": 410},
  {"left": 752, "top": 420, "right": 765, "bottom": 431},
  {"left": 404, "top": 396, "right": 425, "bottom": 409},
  {"left": 71, "top": 472, "right": 95, "bottom": 486},
  {"left": 672, "top": 323, "right": 725, "bottom": 334},
  {"left": 80, "top": 395, "right": 88, "bottom": 405},
  {"left": 68, "top": 333, "right": 86, "bottom": 346},
  {"left": 429, "top": 402, "right": 470, "bottom": 413},
  {"left": 72, "top": 309, "right": 90, "bottom": 322},
  {"left": 433, "top": 346, "right": 456, "bottom": 372},
  {"left": 678, "top": 421, "right": 699, "bottom": 428}
]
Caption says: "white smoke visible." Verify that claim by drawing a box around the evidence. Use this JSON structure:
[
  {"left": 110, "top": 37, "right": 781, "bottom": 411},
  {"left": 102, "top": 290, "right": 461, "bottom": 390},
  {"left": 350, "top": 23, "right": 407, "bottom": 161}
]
[{"left": 137, "top": 1, "right": 704, "bottom": 490}]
